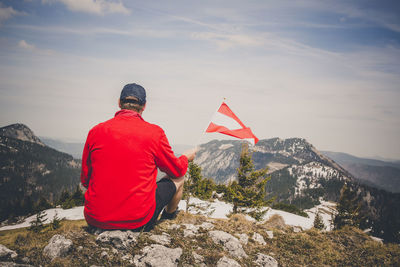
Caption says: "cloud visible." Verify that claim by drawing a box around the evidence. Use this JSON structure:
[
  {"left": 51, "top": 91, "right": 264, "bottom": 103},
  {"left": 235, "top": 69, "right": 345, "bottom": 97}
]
[
  {"left": 0, "top": 4, "right": 24, "bottom": 24},
  {"left": 18, "top": 40, "right": 35, "bottom": 50},
  {"left": 191, "top": 32, "right": 262, "bottom": 50},
  {"left": 42, "top": 0, "right": 130, "bottom": 15},
  {"left": 18, "top": 40, "right": 54, "bottom": 55}
]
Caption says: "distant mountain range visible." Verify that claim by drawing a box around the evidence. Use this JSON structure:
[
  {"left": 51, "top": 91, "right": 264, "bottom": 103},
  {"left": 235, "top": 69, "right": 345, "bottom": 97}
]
[
  {"left": 0, "top": 124, "right": 81, "bottom": 221},
  {"left": 321, "top": 151, "right": 400, "bottom": 193},
  {"left": 195, "top": 138, "right": 400, "bottom": 242}
]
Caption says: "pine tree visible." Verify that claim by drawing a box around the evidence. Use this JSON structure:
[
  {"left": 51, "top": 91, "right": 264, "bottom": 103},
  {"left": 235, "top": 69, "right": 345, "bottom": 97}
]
[
  {"left": 313, "top": 211, "right": 326, "bottom": 230},
  {"left": 50, "top": 212, "right": 62, "bottom": 230},
  {"left": 184, "top": 162, "right": 216, "bottom": 212},
  {"left": 226, "top": 143, "right": 272, "bottom": 220},
  {"left": 29, "top": 210, "right": 47, "bottom": 233},
  {"left": 334, "top": 184, "right": 364, "bottom": 229}
]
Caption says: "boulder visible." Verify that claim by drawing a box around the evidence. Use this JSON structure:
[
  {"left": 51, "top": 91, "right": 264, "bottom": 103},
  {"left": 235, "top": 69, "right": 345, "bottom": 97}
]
[
  {"left": 252, "top": 233, "right": 266, "bottom": 245},
  {"left": 182, "top": 224, "right": 199, "bottom": 237},
  {"left": 150, "top": 233, "right": 171, "bottom": 245},
  {"left": 43, "top": 234, "right": 73, "bottom": 260},
  {"left": 134, "top": 244, "right": 182, "bottom": 267},
  {"left": 254, "top": 253, "right": 278, "bottom": 267},
  {"left": 192, "top": 252, "right": 206, "bottom": 267},
  {"left": 209, "top": 230, "right": 247, "bottom": 258},
  {"left": 216, "top": 256, "right": 241, "bottom": 267},
  {"left": 265, "top": 231, "right": 274, "bottom": 239},
  {"left": 237, "top": 233, "right": 248, "bottom": 245},
  {"left": 96, "top": 230, "right": 139, "bottom": 250},
  {"left": 0, "top": 244, "right": 17, "bottom": 260}
]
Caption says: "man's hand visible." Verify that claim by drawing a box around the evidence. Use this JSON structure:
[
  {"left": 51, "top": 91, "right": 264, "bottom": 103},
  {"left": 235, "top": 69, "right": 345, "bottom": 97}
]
[{"left": 183, "top": 147, "right": 197, "bottom": 162}]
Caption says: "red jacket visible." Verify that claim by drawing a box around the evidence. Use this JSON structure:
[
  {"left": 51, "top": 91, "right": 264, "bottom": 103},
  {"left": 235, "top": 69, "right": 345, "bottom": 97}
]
[{"left": 81, "top": 109, "right": 188, "bottom": 229}]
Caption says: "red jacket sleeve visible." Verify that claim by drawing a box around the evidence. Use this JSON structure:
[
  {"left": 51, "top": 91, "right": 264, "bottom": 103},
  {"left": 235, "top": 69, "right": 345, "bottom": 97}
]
[
  {"left": 155, "top": 130, "right": 188, "bottom": 178},
  {"left": 80, "top": 132, "right": 92, "bottom": 188}
]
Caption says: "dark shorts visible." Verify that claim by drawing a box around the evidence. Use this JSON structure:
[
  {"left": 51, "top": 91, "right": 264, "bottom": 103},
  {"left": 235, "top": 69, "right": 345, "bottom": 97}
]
[
  {"left": 141, "top": 177, "right": 177, "bottom": 231},
  {"left": 87, "top": 177, "right": 176, "bottom": 233}
]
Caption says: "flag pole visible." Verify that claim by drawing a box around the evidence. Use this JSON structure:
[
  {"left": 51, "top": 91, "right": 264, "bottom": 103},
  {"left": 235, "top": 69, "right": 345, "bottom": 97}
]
[{"left": 194, "top": 97, "right": 226, "bottom": 150}]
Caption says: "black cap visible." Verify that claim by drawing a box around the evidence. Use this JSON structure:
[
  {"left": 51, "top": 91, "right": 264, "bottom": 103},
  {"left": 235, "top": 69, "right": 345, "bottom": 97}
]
[{"left": 120, "top": 83, "right": 146, "bottom": 105}]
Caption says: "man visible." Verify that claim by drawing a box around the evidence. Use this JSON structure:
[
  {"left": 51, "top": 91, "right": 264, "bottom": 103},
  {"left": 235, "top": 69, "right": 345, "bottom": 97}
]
[{"left": 81, "top": 83, "right": 196, "bottom": 231}]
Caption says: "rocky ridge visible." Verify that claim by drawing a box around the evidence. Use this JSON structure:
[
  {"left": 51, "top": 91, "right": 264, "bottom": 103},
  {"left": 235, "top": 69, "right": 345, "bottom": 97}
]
[{"left": 0, "top": 212, "right": 398, "bottom": 267}]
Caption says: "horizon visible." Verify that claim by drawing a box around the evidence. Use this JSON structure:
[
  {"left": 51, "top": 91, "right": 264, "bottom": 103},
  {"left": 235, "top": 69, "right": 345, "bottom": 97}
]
[
  {"left": 3, "top": 121, "right": 399, "bottom": 161},
  {"left": 0, "top": 0, "right": 399, "bottom": 159}
]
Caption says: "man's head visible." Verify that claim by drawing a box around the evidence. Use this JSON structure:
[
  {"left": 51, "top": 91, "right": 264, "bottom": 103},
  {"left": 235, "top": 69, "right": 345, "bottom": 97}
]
[{"left": 119, "top": 83, "right": 147, "bottom": 113}]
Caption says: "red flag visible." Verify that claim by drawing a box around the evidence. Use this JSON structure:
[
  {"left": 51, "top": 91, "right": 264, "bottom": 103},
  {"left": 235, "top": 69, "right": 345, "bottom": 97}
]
[{"left": 206, "top": 102, "right": 259, "bottom": 145}]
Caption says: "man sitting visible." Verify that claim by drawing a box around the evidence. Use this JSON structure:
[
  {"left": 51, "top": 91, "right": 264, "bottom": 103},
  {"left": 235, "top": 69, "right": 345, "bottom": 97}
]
[{"left": 81, "top": 83, "right": 196, "bottom": 231}]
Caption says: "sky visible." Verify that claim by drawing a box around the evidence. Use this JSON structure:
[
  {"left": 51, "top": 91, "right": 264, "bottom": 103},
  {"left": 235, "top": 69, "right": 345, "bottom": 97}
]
[{"left": 0, "top": 0, "right": 399, "bottom": 160}]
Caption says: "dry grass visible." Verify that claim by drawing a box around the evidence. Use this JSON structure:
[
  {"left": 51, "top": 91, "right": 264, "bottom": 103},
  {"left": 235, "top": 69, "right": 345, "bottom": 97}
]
[{"left": 0, "top": 215, "right": 399, "bottom": 267}]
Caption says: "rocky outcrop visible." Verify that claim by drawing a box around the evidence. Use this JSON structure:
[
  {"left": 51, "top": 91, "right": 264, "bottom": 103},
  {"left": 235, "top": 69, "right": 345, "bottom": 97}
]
[
  {"left": 96, "top": 230, "right": 139, "bottom": 250},
  {"left": 252, "top": 232, "right": 266, "bottom": 245},
  {"left": 133, "top": 244, "right": 182, "bottom": 267},
  {"left": 209, "top": 230, "right": 248, "bottom": 259},
  {"left": 0, "top": 244, "right": 17, "bottom": 260},
  {"left": 255, "top": 253, "right": 279, "bottom": 267},
  {"left": 43, "top": 234, "right": 73, "bottom": 260},
  {"left": 216, "top": 256, "right": 241, "bottom": 267}
]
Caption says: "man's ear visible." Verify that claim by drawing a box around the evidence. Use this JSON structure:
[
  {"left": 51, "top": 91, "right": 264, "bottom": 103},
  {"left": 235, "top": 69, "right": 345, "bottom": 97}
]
[
  {"left": 141, "top": 103, "right": 146, "bottom": 113},
  {"left": 118, "top": 99, "right": 122, "bottom": 109}
]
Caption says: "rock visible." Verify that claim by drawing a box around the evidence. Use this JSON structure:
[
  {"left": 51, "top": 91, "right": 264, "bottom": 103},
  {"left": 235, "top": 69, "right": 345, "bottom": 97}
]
[
  {"left": 192, "top": 252, "right": 206, "bottom": 267},
  {"left": 199, "top": 222, "right": 214, "bottom": 230},
  {"left": 150, "top": 233, "right": 171, "bottom": 245},
  {"left": 0, "top": 244, "right": 17, "bottom": 260},
  {"left": 121, "top": 254, "right": 134, "bottom": 264},
  {"left": 43, "top": 234, "right": 73, "bottom": 260},
  {"left": 77, "top": 246, "right": 83, "bottom": 252},
  {"left": 100, "top": 251, "right": 108, "bottom": 258},
  {"left": 265, "top": 231, "right": 274, "bottom": 239},
  {"left": 237, "top": 233, "right": 248, "bottom": 245},
  {"left": 0, "top": 262, "right": 34, "bottom": 267},
  {"left": 209, "top": 230, "right": 247, "bottom": 258},
  {"left": 216, "top": 256, "right": 241, "bottom": 267},
  {"left": 96, "top": 230, "right": 139, "bottom": 250},
  {"left": 168, "top": 224, "right": 180, "bottom": 230},
  {"left": 254, "top": 253, "right": 278, "bottom": 267},
  {"left": 252, "top": 233, "right": 266, "bottom": 245},
  {"left": 134, "top": 244, "right": 182, "bottom": 267},
  {"left": 183, "top": 224, "right": 199, "bottom": 237},
  {"left": 293, "top": 226, "right": 302, "bottom": 233}
]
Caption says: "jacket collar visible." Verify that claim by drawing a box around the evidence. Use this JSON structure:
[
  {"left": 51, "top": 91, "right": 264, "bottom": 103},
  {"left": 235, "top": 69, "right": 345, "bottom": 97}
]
[{"left": 115, "top": 109, "right": 144, "bottom": 120}]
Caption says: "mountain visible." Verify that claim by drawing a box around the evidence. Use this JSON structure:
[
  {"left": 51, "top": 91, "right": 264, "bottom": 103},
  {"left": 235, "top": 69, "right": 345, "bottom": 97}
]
[
  {"left": 0, "top": 124, "right": 81, "bottom": 222},
  {"left": 0, "top": 123, "right": 44, "bottom": 146},
  {"left": 40, "top": 137, "right": 84, "bottom": 159},
  {"left": 195, "top": 138, "right": 400, "bottom": 242},
  {"left": 195, "top": 138, "right": 351, "bottom": 206},
  {"left": 322, "top": 151, "right": 400, "bottom": 193}
]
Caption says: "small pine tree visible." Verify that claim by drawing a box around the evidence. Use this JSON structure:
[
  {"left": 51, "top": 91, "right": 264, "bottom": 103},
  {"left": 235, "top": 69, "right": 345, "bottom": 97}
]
[
  {"left": 313, "top": 211, "right": 326, "bottom": 230},
  {"left": 184, "top": 162, "right": 216, "bottom": 212},
  {"left": 226, "top": 143, "right": 273, "bottom": 220},
  {"left": 50, "top": 212, "right": 62, "bottom": 230},
  {"left": 334, "top": 184, "right": 365, "bottom": 229},
  {"left": 29, "top": 210, "right": 47, "bottom": 232}
]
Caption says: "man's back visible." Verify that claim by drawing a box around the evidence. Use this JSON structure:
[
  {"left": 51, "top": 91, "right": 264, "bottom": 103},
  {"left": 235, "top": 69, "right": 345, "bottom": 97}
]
[{"left": 81, "top": 109, "right": 188, "bottom": 229}]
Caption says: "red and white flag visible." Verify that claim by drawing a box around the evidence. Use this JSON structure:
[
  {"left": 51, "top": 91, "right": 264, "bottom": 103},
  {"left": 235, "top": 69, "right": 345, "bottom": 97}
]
[{"left": 206, "top": 102, "right": 259, "bottom": 145}]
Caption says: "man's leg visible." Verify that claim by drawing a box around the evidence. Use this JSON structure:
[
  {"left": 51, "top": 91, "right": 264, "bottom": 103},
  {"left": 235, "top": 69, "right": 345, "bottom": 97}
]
[{"left": 164, "top": 176, "right": 184, "bottom": 214}]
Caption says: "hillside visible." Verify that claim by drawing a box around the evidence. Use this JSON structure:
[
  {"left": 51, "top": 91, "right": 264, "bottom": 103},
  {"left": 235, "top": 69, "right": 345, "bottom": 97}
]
[
  {"left": 0, "top": 212, "right": 399, "bottom": 267},
  {"left": 322, "top": 151, "right": 400, "bottom": 193},
  {"left": 0, "top": 124, "right": 81, "bottom": 222},
  {"left": 195, "top": 139, "right": 400, "bottom": 242}
]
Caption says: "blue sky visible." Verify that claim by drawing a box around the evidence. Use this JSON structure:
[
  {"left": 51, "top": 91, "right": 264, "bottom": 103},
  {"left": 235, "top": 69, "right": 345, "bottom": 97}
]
[{"left": 0, "top": 0, "right": 399, "bottom": 159}]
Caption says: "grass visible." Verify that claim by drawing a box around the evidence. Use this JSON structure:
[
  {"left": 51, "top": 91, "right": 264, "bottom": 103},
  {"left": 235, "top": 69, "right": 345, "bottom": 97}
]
[{"left": 0, "top": 214, "right": 399, "bottom": 266}]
